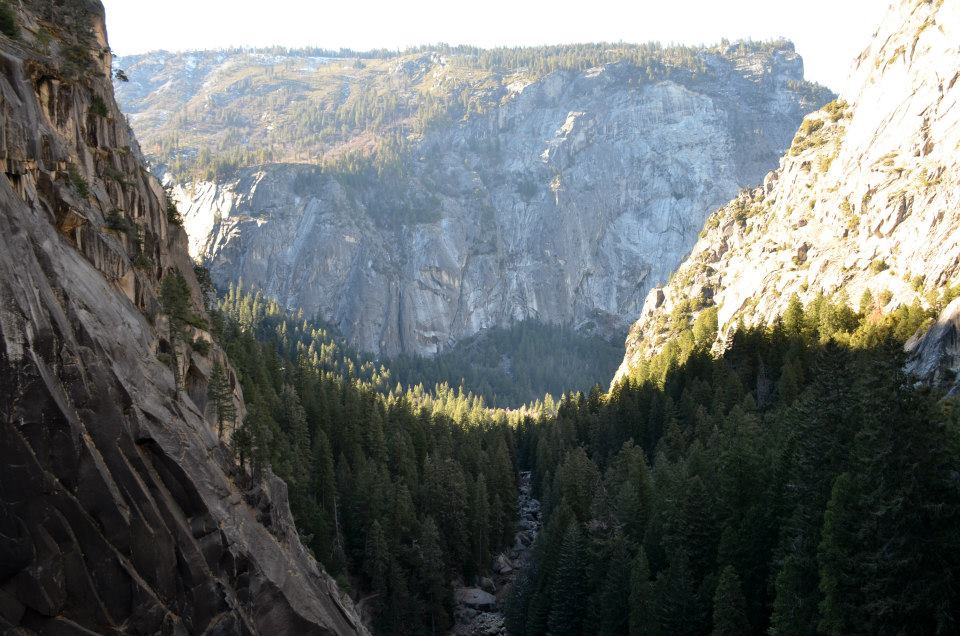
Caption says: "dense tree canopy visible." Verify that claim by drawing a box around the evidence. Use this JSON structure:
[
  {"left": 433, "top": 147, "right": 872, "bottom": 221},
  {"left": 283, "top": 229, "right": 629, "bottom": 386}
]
[
  {"left": 507, "top": 293, "right": 960, "bottom": 635},
  {"left": 211, "top": 279, "right": 960, "bottom": 635},
  {"left": 214, "top": 284, "right": 524, "bottom": 634},
  {"left": 386, "top": 320, "right": 624, "bottom": 408}
]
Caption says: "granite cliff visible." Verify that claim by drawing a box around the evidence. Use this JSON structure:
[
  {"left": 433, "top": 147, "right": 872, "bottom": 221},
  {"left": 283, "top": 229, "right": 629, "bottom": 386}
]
[
  {"left": 0, "top": 1, "right": 365, "bottom": 633},
  {"left": 615, "top": 0, "right": 960, "bottom": 388},
  {"left": 114, "top": 43, "right": 832, "bottom": 357}
]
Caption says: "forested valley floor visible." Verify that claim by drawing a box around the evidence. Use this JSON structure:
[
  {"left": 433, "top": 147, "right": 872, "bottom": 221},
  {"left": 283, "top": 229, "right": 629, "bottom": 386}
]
[{"left": 209, "top": 279, "right": 960, "bottom": 635}]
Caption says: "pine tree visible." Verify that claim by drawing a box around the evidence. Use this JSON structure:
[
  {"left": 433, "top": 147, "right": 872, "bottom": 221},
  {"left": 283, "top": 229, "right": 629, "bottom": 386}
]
[
  {"left": 816, "top": 473, "right": 859, "bottom": 636},
  {"left": 278, "top": 384, "right": 311, "bottom": 484},
  {"left": 470, "top": 475, "right": 491, "bottom": 576},
  {"left": 782, "top": 294, "right": 804, "bottom": 339},
  {"left": 422, "top": 456, "right": 470, "bottom": 569},
  {"left": 159, "top": 269, "right": 192, "bottom": 329},
  {"left": 310, "top": 429, "right": 341, "bottom": 571},
  {"left": 505, "top": 566, "right": 534, "bottom": 636},
  {"left": 417, "top": 517, "right": 449, "bottom": 635},
  {"left": 207, "top": 363, "right": 237, "bottom": 439},
  {"left": 769, "top": 556, "right": 814, "bottom": 636},
  {"left": 629, "top": 548, "right": 654, "bottom": 636},
  {"left": 555, "top": 447, "right": 601, "bottom": 523},
  {"left": 364, "top": 520, "right": 390, "bottom": 604},
  {"left": 653, "top": 551, "right": 702, "bottom": 636},
  {"left": 548, "top": 523, "right": 587, "bottom": 636},
  {"left": 595, "top": 535, "right": 631, "bottom": 636},
  {"left": 380, "top": 559, "right": 414, "bottom": 636},
  {"left": 242, "top": 402, "right": 276, "bottom": 480},
  {"left": 711, "top": 566, "right": 750, "bottom": 636},
  {"left": 819, "top": 345, "right": 960, "bottom": 634},
  {"left": 606, "top": 441, "right": 653, "bottom": 546},
  {"left": 231, "top": 421, "right": 250, "bottom": 468},
  {"left": 675, "top": 476, "right": 717, "bottom": 586},
  {"left": 159, "top": 269, "right": 194, "bottom": 386},
  {"left": 771, "top": 343, "right": 855, "bottom": 634}
]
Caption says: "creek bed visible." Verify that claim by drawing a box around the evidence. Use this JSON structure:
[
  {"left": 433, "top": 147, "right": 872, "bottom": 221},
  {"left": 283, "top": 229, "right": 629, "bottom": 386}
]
[{"left": 451, "top": 471, "right": 541, "bottom": 635}]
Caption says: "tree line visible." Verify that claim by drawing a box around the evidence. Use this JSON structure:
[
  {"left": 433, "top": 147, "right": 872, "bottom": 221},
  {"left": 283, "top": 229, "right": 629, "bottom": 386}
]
[
  {"left": 505, "top": 293, "right": 960, "bottom": 635},
  {"left": 211, "top": 284, "right": 525, "bottom": 634},
  {"left": 141, "top": 38, "right": 803, "bottom": 196},
  {"left": 197, "top": 278, "right": 960, "bottom": 634},
  {"left": 386, "top": 319, "right": 624, "bottom": 408}
]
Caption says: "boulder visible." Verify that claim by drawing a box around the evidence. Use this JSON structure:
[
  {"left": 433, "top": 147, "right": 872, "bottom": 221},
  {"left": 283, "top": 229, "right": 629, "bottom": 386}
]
[
  {"left": 494, "top": 554, "right": 513, "bottom": 575},
  {"left": 474, "top": 612, "right": 505, "bottom": 635},
  {"left": 480, "top": 577, "right": 496, "bottom": 594},
  {"left": 455, "top": 587, "right": 497, "bottom": 611}
]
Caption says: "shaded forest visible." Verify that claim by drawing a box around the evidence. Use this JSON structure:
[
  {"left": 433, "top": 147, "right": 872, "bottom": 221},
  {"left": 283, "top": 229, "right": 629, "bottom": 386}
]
[
  {"left": 506, "top": 294, "right": 960, "bottom": 635},
  {"left": 208, "top": 279, "right": 960, "bottom": 635},
  {"left": 213, "top": 285, "right": 523, "bottom": 634},
  {"left": 385, "top": 320, "right": 624, "bottom": 408}
]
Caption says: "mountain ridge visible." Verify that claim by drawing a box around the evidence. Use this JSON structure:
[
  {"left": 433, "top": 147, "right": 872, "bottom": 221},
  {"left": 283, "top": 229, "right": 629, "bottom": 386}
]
[
  {"left": 614, "top": 0, "right": 960, "bottom": 387},
  {"left": 114, "top": 42, "right": 833, "bottom": 358}
]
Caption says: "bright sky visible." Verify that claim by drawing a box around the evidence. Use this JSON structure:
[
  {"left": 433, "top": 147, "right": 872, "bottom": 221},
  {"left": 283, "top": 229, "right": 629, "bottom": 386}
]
[{"left": 101, "top": 0, "right": 889, "bottom": 92}]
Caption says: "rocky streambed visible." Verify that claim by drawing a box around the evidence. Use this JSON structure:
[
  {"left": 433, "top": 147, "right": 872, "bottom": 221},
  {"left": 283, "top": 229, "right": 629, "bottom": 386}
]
[{"left": 451, "top": 471, "right": 541, "bottom": 635}]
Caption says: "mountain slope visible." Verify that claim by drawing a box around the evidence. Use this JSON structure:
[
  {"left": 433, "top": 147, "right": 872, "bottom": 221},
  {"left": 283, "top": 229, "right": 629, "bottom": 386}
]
[
  {"left": 114, "top": 44, "right": 832, "bottom": 357},
  {"left": 0, "top": 2, "right": 365, "bottom": 633},
  {"left": 616, "top": 0, "right": 960, "bottom": 386}
]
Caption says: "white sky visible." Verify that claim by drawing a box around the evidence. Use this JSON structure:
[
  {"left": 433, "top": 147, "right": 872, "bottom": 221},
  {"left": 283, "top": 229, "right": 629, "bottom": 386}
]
[{"left": 102, "top": 0, "right": 890, "bottom": 92}]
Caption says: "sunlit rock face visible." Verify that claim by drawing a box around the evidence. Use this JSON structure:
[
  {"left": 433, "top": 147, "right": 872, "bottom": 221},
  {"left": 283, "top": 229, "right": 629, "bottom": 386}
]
[
  {"left": 116, "top": 44, "right": 830, "bottom": 357},
  {"left": 616, "top": 0, "right": 960, "bottom": 388}
]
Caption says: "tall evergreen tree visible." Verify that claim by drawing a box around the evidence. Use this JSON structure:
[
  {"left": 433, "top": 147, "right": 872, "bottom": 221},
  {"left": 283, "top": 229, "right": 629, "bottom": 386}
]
[
  {"left": 711, "top": 566, "right": 750, "bottom": 636},
  {"left": 629, "top": 548, "right": 654, "bottom": 636},
  {"left": 416, "top": 517, "right": 449, "bottom": 635},
  {"left": 364, "top": 519, "right": 391, "bottom": 618},
  {"left": 207, "top": 363, "right": 236, "bottom": 439},
  {"left": 470, "top": 475, "right": 491, "bottom": 576},
  {"left": 548, "top": 523, "right": 588, "bottom": 636},
  {"left": 652, "top": 551, "right": 702, "bottom": 636},
  {"left": 819, "top": 344, "right": 960, "bottom": 634},
  {"left": 594, "top": 534, "right": 632, "bottom": 636}
]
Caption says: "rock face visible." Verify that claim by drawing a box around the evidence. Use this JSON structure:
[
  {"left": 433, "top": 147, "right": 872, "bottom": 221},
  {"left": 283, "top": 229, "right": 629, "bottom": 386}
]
[
  {"left": 907, "top": 297, "right": 960, "bottom": 391},
  {"left": 616, "top": 0, "right": 960, "bottom": 386},
  {"left": 114, "top": 44, "right": 831, "bottom": 357},
  {"left": 0, "top": 2, "right": 365, "bottom": 634}
]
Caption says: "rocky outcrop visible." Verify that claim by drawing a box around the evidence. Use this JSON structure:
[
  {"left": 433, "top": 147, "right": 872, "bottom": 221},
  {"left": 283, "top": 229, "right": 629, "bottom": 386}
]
[
  {"left": 907, "top": 297, "right": 960, "bottom": 391},
  {"left": 114, "top": 44, "right": 832, "bottom": 357},
  {"left": 0, "top": 2, "right": 365, "bottom": 634},
  {"left": 616, "top": 0, "right": 960, "bottom": 386}
]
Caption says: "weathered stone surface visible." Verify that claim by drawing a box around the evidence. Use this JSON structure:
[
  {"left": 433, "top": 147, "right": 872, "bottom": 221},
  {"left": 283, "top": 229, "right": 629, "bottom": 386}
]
[
  {"left": 115, "top": 45, "right": 831, "bottom": 357},
  {"left": 616, "top": 0, "right": 960, "bottom": 386},
  {"left": 907, "top": 297, "right": 960, "bottom": 391},
  {"left": 0, "top": 2, "right": 366, "bottom": 634},
  {"left": 454, "top": 588, "right": 497, "bottom": 611},
  {"left": 493, "top": 554, "right": 513, "bottom": 575}
]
